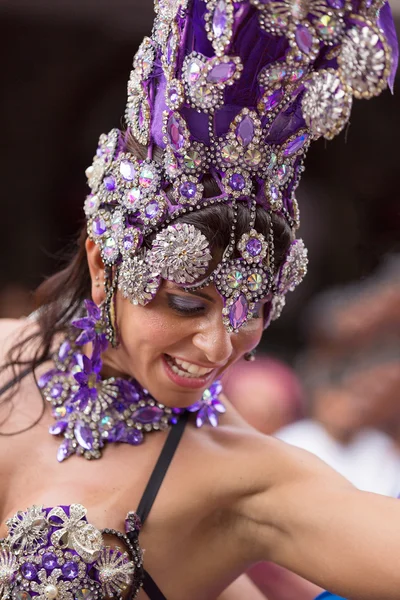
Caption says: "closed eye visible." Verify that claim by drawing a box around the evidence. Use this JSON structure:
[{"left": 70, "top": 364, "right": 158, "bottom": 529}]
[{"left": 166, "top": 294, "right": 206, "bottom": 316}]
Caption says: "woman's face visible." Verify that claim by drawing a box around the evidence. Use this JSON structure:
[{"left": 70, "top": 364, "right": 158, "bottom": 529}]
[{"left": 103, "top": 279, "right": 265, "bottom": 408}]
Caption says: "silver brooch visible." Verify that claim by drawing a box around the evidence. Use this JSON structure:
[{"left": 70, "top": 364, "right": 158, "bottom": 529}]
[{"left": 149, "top": 223, "right": 212, "bottom": 285}]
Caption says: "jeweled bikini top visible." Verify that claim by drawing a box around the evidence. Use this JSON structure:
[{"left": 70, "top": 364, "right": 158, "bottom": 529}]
[{"left": 0, "top": 504, "right": 143, "bottom": 600}]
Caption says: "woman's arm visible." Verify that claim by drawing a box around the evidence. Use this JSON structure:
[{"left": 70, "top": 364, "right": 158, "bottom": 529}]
[
  {"left": 235, "top": 434, "right": 400, "bottom": 600},
  {"left": 216, "top": 574, "right": 268, "bottom": 600}
]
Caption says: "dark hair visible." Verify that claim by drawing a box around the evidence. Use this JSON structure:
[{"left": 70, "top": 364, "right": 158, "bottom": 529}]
[{"left": 1, "top": 133, "right": 293, "bottom": 411}]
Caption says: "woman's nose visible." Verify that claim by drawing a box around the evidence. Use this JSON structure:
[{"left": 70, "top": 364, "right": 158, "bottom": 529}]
[{"left": 192, "top": 317, "right": 234, "bottom": 366}]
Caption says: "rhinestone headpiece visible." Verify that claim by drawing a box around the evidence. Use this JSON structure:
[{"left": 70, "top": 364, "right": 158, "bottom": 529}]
[{"left": 84, "top": 0, "right": 398, "bottom": 332}]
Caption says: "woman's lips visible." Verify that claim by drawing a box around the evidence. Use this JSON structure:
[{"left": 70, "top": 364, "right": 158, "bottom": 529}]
[{"left": 162, "top": 354, "right": 215, "bottom": 390}]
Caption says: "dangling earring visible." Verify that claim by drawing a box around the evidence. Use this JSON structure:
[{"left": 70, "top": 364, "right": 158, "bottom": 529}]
[
  {"left": 244, "top": 350, "right": 257, "bottom": 362},
  {"left": 103, "top": 266, "right": 120, "bottom": 348}
]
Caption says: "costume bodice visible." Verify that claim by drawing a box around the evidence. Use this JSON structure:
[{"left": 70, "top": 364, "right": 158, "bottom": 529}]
[
  {"left": 0, "top": 504, "right": 142, "bottom": 600},
  {"left": 0, "top": 368, "right": 188, "bottom": 600}
]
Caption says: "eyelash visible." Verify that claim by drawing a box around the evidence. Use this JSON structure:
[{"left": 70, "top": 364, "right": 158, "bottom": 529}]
[{"left": 167, "top": 295, "right": 205, "bottom": 316}]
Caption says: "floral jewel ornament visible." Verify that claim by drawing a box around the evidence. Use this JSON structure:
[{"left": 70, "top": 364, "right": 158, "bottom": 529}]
[
  {"left": 84, "top": 0, "right": 397, "bottom": 332},
  {"left": 0, "top": 503, "right": 144, "bottom": 600},
  {"left": 37, "top": 300, "right": 226, "bottom": 463}
]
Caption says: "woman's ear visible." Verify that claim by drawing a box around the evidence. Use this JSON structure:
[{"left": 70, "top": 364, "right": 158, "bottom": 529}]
[{"left": 85, "top": 238, "right": 106, "bottom": 305}]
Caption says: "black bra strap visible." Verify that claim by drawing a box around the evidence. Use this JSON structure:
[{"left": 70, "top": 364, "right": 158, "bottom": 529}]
[
  {"left": 142, "top": 570, "right": 168, "bottom": 600},
  {"left": 0, "top": 365, "right": 33, "bottom": 397},
  {"left": 136, "top": 411, "right": 189, "bottom": 526}
]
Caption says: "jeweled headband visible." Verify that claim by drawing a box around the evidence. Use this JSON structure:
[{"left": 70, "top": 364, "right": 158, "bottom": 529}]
[{"left": 84, "top": 0, "right": 398, "bottom": 336}]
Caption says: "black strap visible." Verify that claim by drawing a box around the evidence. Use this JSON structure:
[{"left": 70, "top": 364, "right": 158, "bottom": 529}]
[
  {"left": 136, "top": 411, "right": 189, "bottom": 525},
  {"left": 142, "top": 570, "right": 168, "bottom": 600},
  {"left": 0, "top": 365, "right": 33, "bottom": 397}
]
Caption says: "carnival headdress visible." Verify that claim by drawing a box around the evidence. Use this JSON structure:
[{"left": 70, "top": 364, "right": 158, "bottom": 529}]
[{"left": 84, "top": 0, "right": 398, "bottom": 338}]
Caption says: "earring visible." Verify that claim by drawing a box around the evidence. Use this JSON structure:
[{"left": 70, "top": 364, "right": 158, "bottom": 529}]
[
  {"left": 103, "top": 266, "right": 120, "bottom": 348},
  {"left": 95, "top": 275, "right": 101, "bottom": 288},
  {"left": 244, "top": 350, "right": 257, "bottom": 362}
]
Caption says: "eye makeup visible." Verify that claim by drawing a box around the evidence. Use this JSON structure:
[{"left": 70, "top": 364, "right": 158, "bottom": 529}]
[{"left": 166, "top": 293, "right": 206, "bottom": 316}]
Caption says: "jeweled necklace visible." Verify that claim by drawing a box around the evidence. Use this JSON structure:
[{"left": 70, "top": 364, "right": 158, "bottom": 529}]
[{"left": 37, "top": 301, "right": 225, "bottom": 462}]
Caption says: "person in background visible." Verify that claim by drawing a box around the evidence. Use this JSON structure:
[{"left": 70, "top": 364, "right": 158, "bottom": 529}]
[{"left": 223, "top": 356, "right": 304, "bottom": 436}]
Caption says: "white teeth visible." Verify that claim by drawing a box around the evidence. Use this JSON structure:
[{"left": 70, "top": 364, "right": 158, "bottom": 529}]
[
  {"left": 174, "top": 357, "right": 213, "bottom": 376},
  {"left": 166, "top": 356, "right": 213, "bottom": 378}
]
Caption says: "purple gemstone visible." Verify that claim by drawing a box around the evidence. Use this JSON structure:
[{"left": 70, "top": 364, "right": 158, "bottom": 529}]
[
  {"left": 132, "top": 406, "right": 164, "bottom": 425},
  {"left": 57, "top": 440, "right": 72, "bottom": 463},
  {"left": 120, "top": 160, "right": 136, "bottom": 181},
  {"left": 229, "top": 294, "right": 249, "bottom": 330},
  {"left": 104, "top": 175, "right": 116, "bottom": 191},
  {"left": 74, "top": 421, "right": 94, "bottom": 451},
  {"left": 207, "top": 62, "right": 235, "bottom": 84},
  {"left": 167, "top": 114, "right": 185, "bottom": 151},
  {"left": 107, "top": 422, "right": 127, "bottom": 442},
  {"left": 21, "top": 562, "right": 37, "bottom": 581},
  {"left": 262, "top": 89, "right": 284, "bottom": 112},
  {"left": 295, "top": 25, "right": 313, "bottom": 54},
  {"left": 179, "top": 181, "right": 197, "bottom": 199},
  {"left": 246, "top": 238, "right": 262, "bottom": 257},
  {"left": 62, "top": 561, "right": 79, "bottom": 580},
  {"left": 138, "top": 102, "right": 145, "bottom": 129},
  {"left": 38, "top": 370, "right": 56, "bottom": 388},
  {"left": 327, "top": 0, "right": 345, "bottom": 7},
  {"left": 270, "top": 184, "right": 280, "bottom": 201},
  {"left": 213, "top": 0, "right": 227, "bottom": 38},
  {"left": 50, "top": 383, "right": 63, "bottom": 399},
  {"left": 237, "top": 116, "right": 255, "bottom": 147},
  {"left": 49, "top": 421, "right": 68, "bottom": 436},
  {"left": 166, "top": 32, "right": 174, "bottom": 65},
  {"left": 92, "top": 216, "right": 107, "bottom": 236},
  {"left": 58, "top": 340, "right": 71, "bottom": 362},
  {"left": 126, "top": 429, "right": 144, "bottom": 445},
  {"left": 42, "top": 553, "right": 58, "bottom": 570},
  {"left": 145, "top": 200, "right": 160, "bottom": 219},
  {"left": 229, "top": 173, "right": 246, "bottom": 192},
  {"left": 283, "top": 133, "right": 309, "bottom": 157}
]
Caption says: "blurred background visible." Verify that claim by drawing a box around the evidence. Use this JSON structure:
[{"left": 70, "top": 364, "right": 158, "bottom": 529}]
[{"left": 1, "top": 3, "right": 399, "bottom": 598}]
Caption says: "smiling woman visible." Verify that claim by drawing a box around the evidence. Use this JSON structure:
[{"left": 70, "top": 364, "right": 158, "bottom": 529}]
[{"left": 0, "top": 1, "right": 399, "bottom": 600}]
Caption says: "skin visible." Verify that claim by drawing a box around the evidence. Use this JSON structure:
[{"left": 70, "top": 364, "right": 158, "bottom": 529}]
[{"left": 2, "top": 241, "right": 400, "bottom": 600}]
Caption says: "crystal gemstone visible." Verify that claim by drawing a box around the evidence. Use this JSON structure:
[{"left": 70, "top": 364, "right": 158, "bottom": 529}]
[
  {"left": 237, "top": 116, "right": 255, "bottom": 147},
  {"left": 229, "top": 294, "right": 249, "bottom": 329},
  {"left": 295, "top": 25, "right": 313, "bottom": 54},
  {"left": 167, "top": 114, "right": 185, "bottom": 151},
  {"left": 145, "top": 200, "right": 160, "bottom": 219},
  {"left": 50, "top": 384, "right": 63, "bottom": 399},
  {"left": 246, "top": 238, "right": 262, "bottom": 257},
  {"left": 227, "top": 270, "right": 243, "bottom": 289},
  {"left": 62, "top": 561, "right": 79, "bottom": 580},
  {"left": 180, "top": 181, "right": 197, "bottom": 199},
  {"left": 139, "top": 166, "right": 155, "bottom": 188},
  {"left": 207, "top": 62, "right": 235, "bottom": 83},
  {"left": 92, "top": 217, "right": 107, "bottom": 236},
  {"left": 120, "top": 160, "right": 136, "bottom": 181},
  {"left": 74, "top": 421, "right": 94, "bottom": 451},
  {"left": 261, "top": 89, "right": 283, "bottom": 112},
  {"left": 21, "top": 563, "right": 37, "bottom": 581},
  {"left": 213, "top": 0, "right": 227, "bottom": 38},
  {"left": 247, "top": 273, "right": 263, "bottom": 292},
  {"left": 104, "top": 175, "right": 116, "bottom": 191},
  {"left": 284, "top": 133, "right": 309, "bottom": 157},
  {"left": 132, "top": 406, "right": 164, "bottom": 424},
  {"left": 42, "top": 553, "right": 58, "bottom": 570},
  {"left": 12, "top": 590, "right": 32, "bottom": 600},
  {"left": 75, "top": 589, "right": 94, "bottom": 600},
  {"left": 125, "top": 188, "right": 141, "bottom": 208},
  {"left": 229, "top": 173, "right": 246, "bottom": 192},
  {"left": 49, "top": 421, "right": 68, "bottom": 436}
]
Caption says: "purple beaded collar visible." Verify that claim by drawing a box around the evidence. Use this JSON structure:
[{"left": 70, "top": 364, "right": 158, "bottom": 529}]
[{"left": 37, "top": 301, "right": 226, "bottom": 462}]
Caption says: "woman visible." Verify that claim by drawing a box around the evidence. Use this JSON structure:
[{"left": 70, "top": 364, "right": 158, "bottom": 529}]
[{"left": 0, "top": 1, "right": 399, "bottom": 599}]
